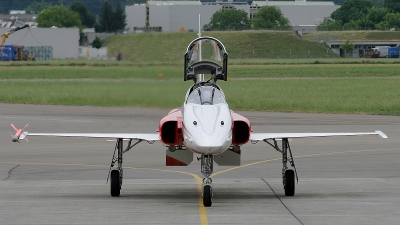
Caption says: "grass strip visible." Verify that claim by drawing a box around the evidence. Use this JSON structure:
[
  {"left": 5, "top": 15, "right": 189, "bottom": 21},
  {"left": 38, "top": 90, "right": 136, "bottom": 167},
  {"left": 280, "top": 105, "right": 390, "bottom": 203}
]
[
  {"left": 0, "top": 78, "right": 399, "bottom": 115},
  {"left": 2, "top": 58, "right": 400, "bottom": 68},
  {"left": 2, "top": 64, "right": 400, "bottom": 80}
]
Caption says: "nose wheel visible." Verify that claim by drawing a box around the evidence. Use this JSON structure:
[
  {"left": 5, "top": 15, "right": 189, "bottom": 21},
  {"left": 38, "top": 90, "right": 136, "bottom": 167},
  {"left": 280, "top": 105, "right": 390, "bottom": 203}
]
[
  {"left": 203, "top": 178, "right": 213, "bottom": 207},
  {"left": 200, "top": 155, "right": 214, "bottom": 207}
]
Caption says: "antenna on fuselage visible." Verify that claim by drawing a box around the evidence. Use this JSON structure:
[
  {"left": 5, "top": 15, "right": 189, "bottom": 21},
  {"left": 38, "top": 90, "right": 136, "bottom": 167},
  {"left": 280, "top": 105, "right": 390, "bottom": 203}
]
[{"left": 197, "top": 14, "right": 204, "bottom": 83}]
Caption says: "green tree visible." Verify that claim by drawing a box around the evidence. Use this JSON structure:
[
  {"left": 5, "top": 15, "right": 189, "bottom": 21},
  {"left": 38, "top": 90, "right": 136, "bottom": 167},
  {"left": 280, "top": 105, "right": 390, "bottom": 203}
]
[
  {"left": 340, "top": 40, "right": 355, "bottom": 57},
  {"left": 25, "top": 0, "right": 51, "bottom": 14},
  {"left": 317, "top": 17, "right": 343, "bottom": 31},
  {"left": 207, "top": 9, "right": 251, "bottom": 31},
  {"left": 365, "top": 6, "right": 390, "bottom": 24},
  {"left": 343, "top": 20, "right": 361, "bottom": 30},
  {"left": 353, "top": 6, "right": 389, "bottom": 29},
  {"left": 383, "top": 0, "right": 400, "bottom": 13},
  {"left": 95, "top": 1, "right": 114, "bottom": 32},
  {"left": 344, "top": 6, "right": 390, "bottom": 30},
  {"left": 114, "top": 1, "right": 127, "bottom": 32},
  {"left": 376, "top": 12, "right": 400, "bottom": 29},
  {"left": 0, "top": 1, "right": 26, "bottom": 14},
  {"left": 70, "top": 1, "right": 96, "bottom": 28},
  {"left": 91, "top": 36, "right": 102, "bottom": 49},
  {"left": 37, "top": 6, "right": 83, "bottom": 29},
  {"left": 371, "top": 0, "right": 384, "bottom": 7},
  {"left": 331, "top": 0, "right": 374, "bottom": 24},
  {"left": 252, "top": 6, "right": 291, "bottom": 29}
]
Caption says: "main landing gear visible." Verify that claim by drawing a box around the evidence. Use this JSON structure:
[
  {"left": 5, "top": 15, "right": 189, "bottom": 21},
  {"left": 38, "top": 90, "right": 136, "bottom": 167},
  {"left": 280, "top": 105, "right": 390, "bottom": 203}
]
[
  {"left": 107, "top": 138, "right": 144, "bottom": 197},
  {"left": 264, "top": 138, "right": 298, "bottom": 196},
  {"left": 200, "top": 155, "right": 213, "bottom": 207}
]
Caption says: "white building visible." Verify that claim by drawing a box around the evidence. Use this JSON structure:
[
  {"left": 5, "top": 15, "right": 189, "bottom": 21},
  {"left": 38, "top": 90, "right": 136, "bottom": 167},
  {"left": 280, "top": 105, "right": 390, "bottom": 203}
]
[
  {"left": 0, "top": 27, "right": 80, "bottom": 59},
  {"left": 125, "top": 0, "right": 340, "bottom": 32}
]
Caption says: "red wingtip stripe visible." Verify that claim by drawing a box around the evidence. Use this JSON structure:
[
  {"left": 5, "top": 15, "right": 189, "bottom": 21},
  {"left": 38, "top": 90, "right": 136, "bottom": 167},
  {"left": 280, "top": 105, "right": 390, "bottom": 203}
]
[{"left": 11, "top": 124, "right": 18, "bottom": 131}]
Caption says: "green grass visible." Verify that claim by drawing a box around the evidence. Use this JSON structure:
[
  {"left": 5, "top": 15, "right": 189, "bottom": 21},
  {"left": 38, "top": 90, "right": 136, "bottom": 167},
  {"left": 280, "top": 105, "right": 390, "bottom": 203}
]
[
  {"left": 104, "top": 31, "right": 339, "bottom": 62},
  {"left": 304, "top": 31, "right": 400, "bottom": 42},
  {"left": 1, "top": 63, "right": 400, "bottom": 115},
  {"left": 0, "top": 65, "right": 181, "bottom": 80},
  {"left": 2, "top": 63, "right": 400, "bottom": 80},
  {"left": 220, "top": 78, "right": 400, "bottom": 115},
  {"left": 1, "top": 77, "right": 399, "bottom": 115}
]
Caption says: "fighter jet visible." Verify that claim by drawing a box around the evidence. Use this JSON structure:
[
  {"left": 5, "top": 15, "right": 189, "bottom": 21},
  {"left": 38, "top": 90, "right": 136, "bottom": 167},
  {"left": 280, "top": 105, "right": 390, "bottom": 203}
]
[{"left": 11, "top": 37, "right": 387, "bottom": 207}]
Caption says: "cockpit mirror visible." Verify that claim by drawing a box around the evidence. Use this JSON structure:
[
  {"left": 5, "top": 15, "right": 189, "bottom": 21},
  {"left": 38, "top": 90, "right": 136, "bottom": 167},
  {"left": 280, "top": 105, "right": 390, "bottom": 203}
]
[{"left": 184, "top": 37, "right": 228, "bottom": 82}]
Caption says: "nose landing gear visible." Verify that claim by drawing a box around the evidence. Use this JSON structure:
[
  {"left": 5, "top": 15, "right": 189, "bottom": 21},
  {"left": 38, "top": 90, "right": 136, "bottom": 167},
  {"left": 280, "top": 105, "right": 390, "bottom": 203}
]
[{"left": 200, "top": 155, "right": 214, "bottom": 207}]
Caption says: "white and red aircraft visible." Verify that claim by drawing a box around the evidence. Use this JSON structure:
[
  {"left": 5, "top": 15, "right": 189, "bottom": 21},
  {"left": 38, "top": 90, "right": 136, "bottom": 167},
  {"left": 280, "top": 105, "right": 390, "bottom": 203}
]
[{"left": 11, "top": 37, "right": 387, "bottom": 207}]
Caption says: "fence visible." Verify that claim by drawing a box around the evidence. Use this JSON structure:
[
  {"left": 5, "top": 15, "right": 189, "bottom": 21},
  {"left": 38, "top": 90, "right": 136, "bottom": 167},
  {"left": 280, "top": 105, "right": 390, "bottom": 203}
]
[
  {"left": 231, "top": 49, "right": 338, "bottom": 61},
  {"left": 24, "top": 46, "right": 53, "bottom": 61}
]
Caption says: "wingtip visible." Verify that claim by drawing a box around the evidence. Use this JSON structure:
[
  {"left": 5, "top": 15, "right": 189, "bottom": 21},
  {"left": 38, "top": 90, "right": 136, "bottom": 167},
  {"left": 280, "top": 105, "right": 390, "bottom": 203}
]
[
  {"left": 10, "top": 123, "right": 18, "bottom": 131},
  {"left": 375, "top": 130, "right": 388, "bottom": 139}
]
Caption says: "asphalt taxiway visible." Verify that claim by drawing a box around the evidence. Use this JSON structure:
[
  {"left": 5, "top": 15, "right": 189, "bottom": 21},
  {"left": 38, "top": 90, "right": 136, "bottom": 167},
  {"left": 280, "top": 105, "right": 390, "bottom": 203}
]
[{"left": 0, "top": 104, "right": 399, "bottom": 225}]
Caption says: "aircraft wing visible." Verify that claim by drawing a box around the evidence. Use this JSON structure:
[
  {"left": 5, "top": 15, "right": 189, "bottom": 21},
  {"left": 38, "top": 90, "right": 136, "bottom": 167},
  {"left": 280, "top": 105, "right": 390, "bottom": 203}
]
[
  {"left": 250, "top": 130, "right": 388, "bottom": 141},
  {"left": 21, "top": 132, "right": 160, "bottom": 141}
]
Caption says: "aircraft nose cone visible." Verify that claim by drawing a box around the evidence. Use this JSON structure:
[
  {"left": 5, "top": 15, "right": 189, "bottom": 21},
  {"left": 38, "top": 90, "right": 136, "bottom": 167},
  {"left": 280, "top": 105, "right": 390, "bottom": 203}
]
[
  {"left": 12, "top": 136, "right": 18, "bottom": 142},
  {"left": 194, "top": 137, "right": 231, "bottom": 154}
]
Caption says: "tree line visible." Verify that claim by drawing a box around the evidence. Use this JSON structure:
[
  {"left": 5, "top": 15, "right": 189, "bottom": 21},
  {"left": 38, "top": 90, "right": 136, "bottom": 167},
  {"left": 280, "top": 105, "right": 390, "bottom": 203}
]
[
  {"left": 205, "top": 6, "right": 291, "bottom": 31},
  {"left": 29, "top": 0, "right": 126, "bottom": 33},
  {"left": 0, "top": 0, "right": 117, "bottom": 15},
  {"left": 317, "top": 0, "right": 400, "bottom": 30},
  {"left": 0, "top": 0, "right": 384, "bottom": 15},
  {"left": 194, "top": 0, "right": 393, "bottom": 31}
]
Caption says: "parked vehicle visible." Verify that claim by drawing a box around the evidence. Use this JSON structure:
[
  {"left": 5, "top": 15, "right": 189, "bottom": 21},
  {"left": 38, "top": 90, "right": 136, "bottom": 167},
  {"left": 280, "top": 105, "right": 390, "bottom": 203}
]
[
  {"left": 372, "top": 46, "right": 390, "bottom": 58},
  {"left": 0, "top": 24, "right": 36, "bottom": 61},
  {"left": 360, "top": 49, "right": 380, "bottom": 58},
  {"left": 0, "top": 45, "right": 36, "bottom": 61},
  {"left": 388, "top": 47, "right": 399, "bottom": 58}
]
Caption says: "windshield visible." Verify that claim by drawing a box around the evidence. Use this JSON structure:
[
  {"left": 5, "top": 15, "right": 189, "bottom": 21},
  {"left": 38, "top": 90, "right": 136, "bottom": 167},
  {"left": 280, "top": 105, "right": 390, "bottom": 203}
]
[
  {"left": 186, "top": 86, "right": 225, "bottom": 105},
  {"left": 188, "top": 39, "right": 223, "bottom": 67}
]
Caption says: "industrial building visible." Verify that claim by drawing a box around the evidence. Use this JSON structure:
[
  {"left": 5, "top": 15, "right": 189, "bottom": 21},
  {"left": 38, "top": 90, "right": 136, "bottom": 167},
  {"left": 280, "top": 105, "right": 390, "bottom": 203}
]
[
  {"left": 125, "top": 0, "right": 340, "bottom": 33},
  {"left": 0, "top": 13, "right": 38, "bottom": 28},
  {"left": 0, "top": 27, "right": 79, "bottom": 59}
]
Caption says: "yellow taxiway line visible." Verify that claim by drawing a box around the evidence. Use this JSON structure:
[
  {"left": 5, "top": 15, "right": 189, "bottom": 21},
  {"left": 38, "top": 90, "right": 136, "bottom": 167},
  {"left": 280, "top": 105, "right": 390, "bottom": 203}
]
[{"left": 1, "top": 147, "right": 400, "bottom": 225}]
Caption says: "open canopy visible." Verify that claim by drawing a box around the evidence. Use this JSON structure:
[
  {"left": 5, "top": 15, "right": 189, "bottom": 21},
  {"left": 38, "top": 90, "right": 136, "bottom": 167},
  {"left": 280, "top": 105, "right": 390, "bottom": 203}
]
[{"left": 184, "top": 37, "right": 228, "bottom": 82}]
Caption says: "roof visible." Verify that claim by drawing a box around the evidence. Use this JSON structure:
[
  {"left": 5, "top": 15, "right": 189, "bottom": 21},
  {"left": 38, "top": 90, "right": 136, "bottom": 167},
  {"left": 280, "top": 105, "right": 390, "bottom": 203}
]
[
  {"left": 258, "top": 5, "right": 340, "bottom": 26},
  {"left": 147, "top": 1, "right": 202, "bottom": 5},
  {"left": 251, "top": 1, "right": 336, "bottom": 6}
]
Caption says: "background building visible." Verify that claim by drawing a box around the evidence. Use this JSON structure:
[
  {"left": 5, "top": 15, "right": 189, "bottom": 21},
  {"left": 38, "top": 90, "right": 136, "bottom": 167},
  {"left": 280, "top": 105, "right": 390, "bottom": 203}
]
[
  {"left": 126, "top": 0, "right": 339, "bottom": 33},
  {"left": 251, "top": 1, "right": 340, "bottom": 31},
  {"left": 0, "top": 27, "right": 79, "bottom": 59},
  {"left": 0, "top": 14, "right": 37, "bottom": 28}
]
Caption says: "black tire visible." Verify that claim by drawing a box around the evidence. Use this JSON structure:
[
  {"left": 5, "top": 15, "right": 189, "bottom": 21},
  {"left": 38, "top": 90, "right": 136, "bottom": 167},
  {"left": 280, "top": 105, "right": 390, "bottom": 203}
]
[
  {"left": 203, "top": 185, "right": 212, "bottom": 207},
  {"left": 110, "top": 170, "right": 121, "bottom": 197},
  {"left": 285, "top": 169, "right": 295, "bottom": 196}
]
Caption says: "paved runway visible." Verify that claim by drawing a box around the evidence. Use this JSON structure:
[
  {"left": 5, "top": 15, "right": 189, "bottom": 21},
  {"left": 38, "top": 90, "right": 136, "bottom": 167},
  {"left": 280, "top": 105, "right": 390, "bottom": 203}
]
[{"left": 0, "top": 104, "right": 399, "bottom": 225}]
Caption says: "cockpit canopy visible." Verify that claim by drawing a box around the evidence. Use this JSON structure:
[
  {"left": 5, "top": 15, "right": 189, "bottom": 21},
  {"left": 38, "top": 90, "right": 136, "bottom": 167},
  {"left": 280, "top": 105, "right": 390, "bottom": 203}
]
[
  {"left": 184, "top": 37, "right": 228, "bottom": 82},
  {"left": 186, "top": 85, "right": 226, "bottom": 105}
]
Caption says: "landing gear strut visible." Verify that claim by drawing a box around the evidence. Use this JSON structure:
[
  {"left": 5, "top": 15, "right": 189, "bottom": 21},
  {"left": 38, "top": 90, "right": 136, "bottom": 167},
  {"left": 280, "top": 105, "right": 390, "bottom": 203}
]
[
  {"left": 200, "top": 155, "right": 213, "bottom": 207},
  {"left": 264, "top": 138, "right": 298, "bottom": 196},
  {"left": 107, "top": 138, "right": 143, "bottom": 197}
]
